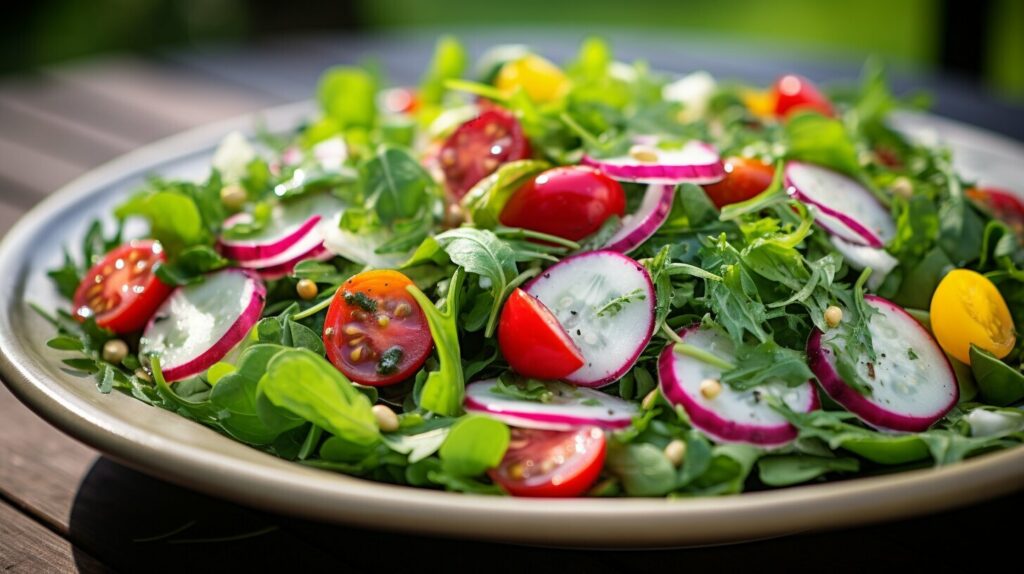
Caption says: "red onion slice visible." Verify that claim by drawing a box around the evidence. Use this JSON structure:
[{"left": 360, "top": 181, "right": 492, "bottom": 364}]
[
  {"left": 602, "top": 184, "right": 674, "bottom": 254},
  {"left": 464, "top": 379, "right": 638, "bottom": 431},
  {"left": 582, "top": 141, "right": 725, "bottom": 185}
]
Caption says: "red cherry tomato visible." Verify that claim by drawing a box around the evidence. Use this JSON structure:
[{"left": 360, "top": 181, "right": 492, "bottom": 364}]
[
  {"left": 439, "top": 107, "right": 532, "bottom": 199},
  {"left": 500, "top": 166, "right": 626, "bottom": 241},
  {"left": 71, "top": 240, "right": 172, "bottom": 334},
  {"left": 323, "top": 270, "right": 433, "bottom": 386},
  {"left": 489, "top": 426, "right": 606, "bottom": 497},
  {"left": 967, "top": 187, "right": 1024, "bottom": 231},
  {"left": 772, "top": 74, "right": 834, "bottom": 118},
  {"left": 701, "top": 157, "right": 775, "bottom": 208},
  {"left": 380, "top": 87, "right": 418, "bottom": 115},
  {"left": 498, "top": 288, "right": 584, "bottom": 379}
]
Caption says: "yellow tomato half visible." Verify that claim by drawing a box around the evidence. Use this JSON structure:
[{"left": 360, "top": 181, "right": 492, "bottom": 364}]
[
  {"left": 741, "top": 88, "right": 776, "bottom": 120},
  {"left": 930, "top": 269, "right": 1016, "bottom": 364},
  {"left": 495, "top": 54, "right": 569, "bottom": 104}
]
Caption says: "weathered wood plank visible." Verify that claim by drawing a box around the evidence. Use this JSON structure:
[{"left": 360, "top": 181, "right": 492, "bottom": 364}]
[
  {"left": 0, "top": 135, "right": 87, "bottom": 199},
  {"left": 0, "top": 385, "right": 99, "bottom": 534},
  {"left": 0, "top": 500, "right": 110, "bottom": 574},
  {"left": 0, "top": 199, "right": 26, "bottom": 237},
  {"left": 0, "top": 98, "right": 135, "bottom": 167}
]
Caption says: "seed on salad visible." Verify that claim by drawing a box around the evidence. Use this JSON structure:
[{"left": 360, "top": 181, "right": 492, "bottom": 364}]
[
  {"left": 102, "top": 339, "right": 129, "bottom": 364},
  {"left": 393, "top": 302, "right": 412, "bottom": 318},
  {"left": 629, "top": 144, "right": 659, "bottom": 163},
  {"left": 296, "top": 279, "right": 318, "bottom": 300},
  {"left": 219, "top": 184, "right": 247, "bottom": 210},
  {"left": 664, "top": 439, "right": 687, "bottom": 467},
  {"left": 372, "top": 404, "right": 400, "bottom": 432},
  {"left": 377, "top": 315, "right": 390, "bottom": 328},
  {"left": 134, "top": 368, "right": 152, "bottom": 383},
  {"left": 641, "top": 389, "right": 660, "bottom": 410},
  {"left": 890, "top": 176, "right": 913, "bottom": 199},
  {"left": 825, "top": 305, "right": 844, "bottom": 329},
  {"left": 699, "top": 378, "right": 722, "bottom": 399}
]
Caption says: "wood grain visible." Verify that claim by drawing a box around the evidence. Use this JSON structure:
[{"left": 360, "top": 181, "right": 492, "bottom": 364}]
[{"left": 0, "top": 500, "right": 110, "bottom": 573}]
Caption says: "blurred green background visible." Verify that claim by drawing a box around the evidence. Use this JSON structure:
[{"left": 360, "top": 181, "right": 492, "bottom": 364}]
[{"left": 3, "top": 0, "right": 1022, "bottom": 98}]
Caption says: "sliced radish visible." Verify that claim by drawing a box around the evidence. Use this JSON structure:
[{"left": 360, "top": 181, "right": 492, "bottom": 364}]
[
  {"left": 464, "top": 379, "right": 638, "bottom": 430},
  {"left": 235, "top": 224, "right": 332, "bottom": 280},
  {"left": 602, "top": 184, "right": 674, "bottom": 254},
  {"left": 829, "top": 236, "right": 899, "bottom": 290},
  {"left": 581, "top": 140, "right": 725, "bottom": 185},
  {"left": 140, "top": 269, "right": 266, "bottom": 382},
  {"left": 320, "top": 212, "right": 411, "bottom": 269},
  {"left": 808, "top": 295, "right": 958, "bottom": 432},
  {"left": 658, "top": 325, "right": 819, "bottom": 447},
  {"left": 219, "top": 193, "right": 344, "bottom": 262},
  {"left": 525, "top": 251, "right": 655, "bottom": 387},
  {"left": 785, "top": 161, "right": 895, "bottom": 248}
]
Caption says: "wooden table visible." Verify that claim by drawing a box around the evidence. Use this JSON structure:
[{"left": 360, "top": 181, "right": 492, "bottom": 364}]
[{"left": 1, "top": 32, "right": 1022, "bottom": 572}]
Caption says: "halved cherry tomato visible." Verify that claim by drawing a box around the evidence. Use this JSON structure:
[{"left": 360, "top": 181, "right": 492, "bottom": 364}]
[
  {"left": 498, "top": 288, "right": 584, "bottom": 379},
  {"left": 439, "top": 107, "right": 532, "bottom": 199},
  {"left": 701, "top": 157, "right": 775, "bottom": 208},
  {"left": 489, "top": 426, "right": 606, "bottom": 497},
  {"left": 772, "top": 74, "right": 834, "bottom": 118},
  {"left": 930, "top": 269, "right": 1016, "bottom": 364},
  {"left": 495, "top": 54, "right": 570, "bottom": 104},
  {"left": 967, "top": 186, "right": 1024, "bottom": 232},
  {"left": 323, "top": 270, "right": 433, "bottom": 386},
  {"left": 71, "top": 240, "right": 172, "bottom": 333},
  {"left": 499, "top": 166, "right": 626, "bottom": 241}
]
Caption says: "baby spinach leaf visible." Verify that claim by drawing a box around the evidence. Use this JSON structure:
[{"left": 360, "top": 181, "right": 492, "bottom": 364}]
[
  {"left": 783, "top": 112, "right": 861, "bottom": 176},
  {"left": 317, "top": 66, "right": 377, "bottom": 130},
  {"left": 439, "top": 415, "right": 509, "bottom": 477},
  {"left": 970, "top": 345, "right": 1024, "bottom": 406},
  {"left": 155, "top": 245, "right": 229, "bottom": 286},
  {"left": 260, "top": 348, "right": 380, "bottom": 446},
  {"left": 757, "top": 455, "right": 859, "bottom": 486},
  {"left": 211, "top": 344, "right": 299, "bottom": 444},
  {"left": 115, "top": 190, "right": 205, "bottom": 255},
  {"left": 606, "top": 441, "right": 677, "bottom": 496}
]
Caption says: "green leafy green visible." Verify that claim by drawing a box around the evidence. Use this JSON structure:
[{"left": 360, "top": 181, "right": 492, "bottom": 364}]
[
  {"left": 406, "top": 269, "right": 465, "bottom": 416},
  {"left": 439, "top": 415, "right": 510, "bottom": 477}
]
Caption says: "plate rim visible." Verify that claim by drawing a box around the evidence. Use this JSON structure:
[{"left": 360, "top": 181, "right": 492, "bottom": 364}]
[{"left": 1, "top": 100, "right": 1022, "bottom": 548}]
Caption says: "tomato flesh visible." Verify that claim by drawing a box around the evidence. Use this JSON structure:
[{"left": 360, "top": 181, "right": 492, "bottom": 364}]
[
  {"left": 772, "top": 74, "right": 834, "bottom": 118},
  {"left": 490, "top": 426, "right": 606, "bottom": 497},
  {"left": 930, "top": 268, "right": 1016, "bottom": 365},
  {"left": 439, "top": 107, "right": 532, "bottom": 199},
  {"left": 323, "top": 270, "right": 433, "bottom": 386},
  {"left": 498, "top": 288, "right": 584, "bottom": 379},
  {"left": 500, "top": 166, "right": 626, "bottom": 241},
  {"left": 495, "top": 54, "right": 569, "bottom": 103},
  {"left": 701, "top": 157, "right": 775, "bottom": 208},
  {"left": 966, "top": 186, "right": 1024, "bottom": 232},
  {"left": 71, "top": 240, "right": 172, "bottom": 333}
]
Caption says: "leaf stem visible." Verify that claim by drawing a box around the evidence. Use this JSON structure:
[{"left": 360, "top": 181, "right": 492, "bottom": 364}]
[
  {"left": 291, "top": 288, "right": 338, "bottom": 321},
  {"left": 494, "top": 226, "right": 580, "bottom": 250}
]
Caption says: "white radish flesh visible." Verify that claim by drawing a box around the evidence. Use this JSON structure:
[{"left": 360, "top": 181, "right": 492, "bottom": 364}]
[
  {"left": 464, "top": 379, "right": 638, "bottom": 430},
  {"left": 785, "top": 161, "right": 896, "bottom": 248}
]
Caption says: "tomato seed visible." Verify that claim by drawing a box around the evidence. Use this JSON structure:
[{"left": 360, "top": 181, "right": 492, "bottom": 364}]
[
  {"left": 393, "top": 303, "right": 412, "bottom": 318},
  {"left": 377, "top": 315, "right": 390, "bottom": 328}
]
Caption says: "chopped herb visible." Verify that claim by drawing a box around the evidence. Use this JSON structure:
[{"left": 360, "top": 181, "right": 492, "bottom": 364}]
[{"left": 343, "top": 290, "right": 377, "bottom": 312}]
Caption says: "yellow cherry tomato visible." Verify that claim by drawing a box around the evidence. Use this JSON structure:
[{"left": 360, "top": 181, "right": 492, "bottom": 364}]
[
  {"left": 930, "top": 269, "right": 1016, "bottom": 364},
  {"left": 741, "top": 88, "right": 776, "bottom": 120},
  {"left": 495, "top": 54, "right": 569, "bottom": 103}
]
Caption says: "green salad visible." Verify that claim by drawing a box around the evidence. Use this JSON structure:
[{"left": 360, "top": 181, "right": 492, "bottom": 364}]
[{"left": 41, "top": 37, "right": 1024, "bottom": 497}]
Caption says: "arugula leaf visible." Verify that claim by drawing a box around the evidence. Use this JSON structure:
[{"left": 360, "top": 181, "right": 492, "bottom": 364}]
[
  {"left": 720, "top": 340, "right": 815, "bottom": 390},
  {"left": 406, "top": 269, "right": 466, "bottom": 416},
  {"left": 318, "top": 66, "right": 377, "bottom": 130},
  {"left": 154, "top": 245, "right": 228, "bottom": 286},
  {"left": 757, "top": 455, "right": 859, "bottom": 486},
  {"left": 259, "top": 348, "right": 380, "bottom": 446},
  {"left": 594, "top": 288, "right": 646, "bottom": 317},
  {"left": 434, "top": 228, "right": 522, "bottom": 337},
  {"left": 783, "top": 112, "right": 861, "bottom": 176},
  {"left": 417, "top": 36, "right": 467, "bottom": 118},
  {"left": 439, "top": 415, "right": 510, "bottom": 477},
  {"left": 362, "top": 145, "right": 438, "bottom": 224},
  {"left": 492, "top": 373, "right": 555, "bottom": 403}
]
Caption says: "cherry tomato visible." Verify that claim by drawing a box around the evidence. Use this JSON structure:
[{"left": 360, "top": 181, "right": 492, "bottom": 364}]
[
  {"left": 772, "top": 74, "right": 834, "bottom": 118},
  {"left": 323, "top": 270, "right": 433, "bottom": 386},
  {"left": 930, "top": 269, "right": 1016, "bottom": 364},
  {"left": 495, "top": 54, "right": 570, "bottom": 103},
  {"left": 500, "top": 166, "right": 626, "bottom": 241},
  {"left": 498, "top": 288, "right": 584, "bottom": 379},
  {"left": 439, "top": 108, "right": 532, "bottom": 199},
  {"left": 379, "top": 87, "right": 418, "bottom": 115},
  {"left": 72, "top": 240, "right": 173, "bottom": 333},
  {"left": 967, "top": 186, "right": 1024, "bottom": 232},
  {"left": 489, "top": 426, "right": 606, "bottom": 497},
  {"left": 701, "top": 157, "right": 775, "bottom": 208}
]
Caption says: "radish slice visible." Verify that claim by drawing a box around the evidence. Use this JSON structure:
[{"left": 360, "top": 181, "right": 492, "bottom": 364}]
[
  {"left": 235, "top": 223, "right": 333, "bottom": 280},
  {"left": 829, "top": 236, "right": 899, "bottom": 290},
  {"left": 602, "top": 184, "right": 674, "bottom": 254},
  {"left": 785, "top": 161, "right": 896, "bottom": 248},
  {"left": 807, "top": 295, "right": 958, "bottom": 432},
  {"left": 659, "top": 325, "right": 819, "bottom": 447},
  {"left": 140, "top": 269, "right": 266, "bottom": 382},
  {"left": 525, "top": 251, "right": 655, "bottom": 387},
  {"left": 219, "top": 193, "right": 344, "bottom": 262},
  {"left": 581, "top": 141, "right": 725, "bottom": 185},
  {"left": 464, "top": 379, "right": 638, "bottom": 430},
  {"left": 320, "top": 212, "right": 412, "bottom": 269}
]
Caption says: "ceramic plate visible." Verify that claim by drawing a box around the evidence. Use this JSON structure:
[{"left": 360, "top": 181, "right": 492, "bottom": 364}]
[{"left": 1, "top": 101, "right": 1022, "bottom": 548}]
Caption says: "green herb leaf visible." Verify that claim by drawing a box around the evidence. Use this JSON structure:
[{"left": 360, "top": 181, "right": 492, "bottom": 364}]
[{"left": 439, "top": 415, "right": 510, "bottom": 477}]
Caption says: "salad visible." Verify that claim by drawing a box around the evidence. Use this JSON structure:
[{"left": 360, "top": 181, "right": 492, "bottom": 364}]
[{"left": 40, "top": 37, "right": 1024, "bottom": 498}]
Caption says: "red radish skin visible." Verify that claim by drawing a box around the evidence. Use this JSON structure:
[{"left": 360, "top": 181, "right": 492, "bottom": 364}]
[
  {"left": 235, "top": 222, "right": 331, "bottom": 280},
  {"left": 142, "top": 269, "right": 266, "bottom": 382},
  {"left": 218, "top": 213, "right": 323, "bottom": 262},
  {"left": 525, "top": 251, "right": 655, "bottom": 387},
  {"left": 658, "top": 325, "right": 820, "bottom": 447},
  {"left": 582, "top": 141, "right": 725, "bottom": 185},
  {"left": 807, "top": 295, "right": 958, "bottom": 432},
  {"left": 603, "top": 184, "right": 674, "bottom": 254},
  {"left": 785, "top": 161, "right": 895, "bottom": 248},
  {"left": 254, "top": 243, "right": 333, "bottom": 281},
  {"left": 464, "top": 379, "right": 637, "bottom": 431}
]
